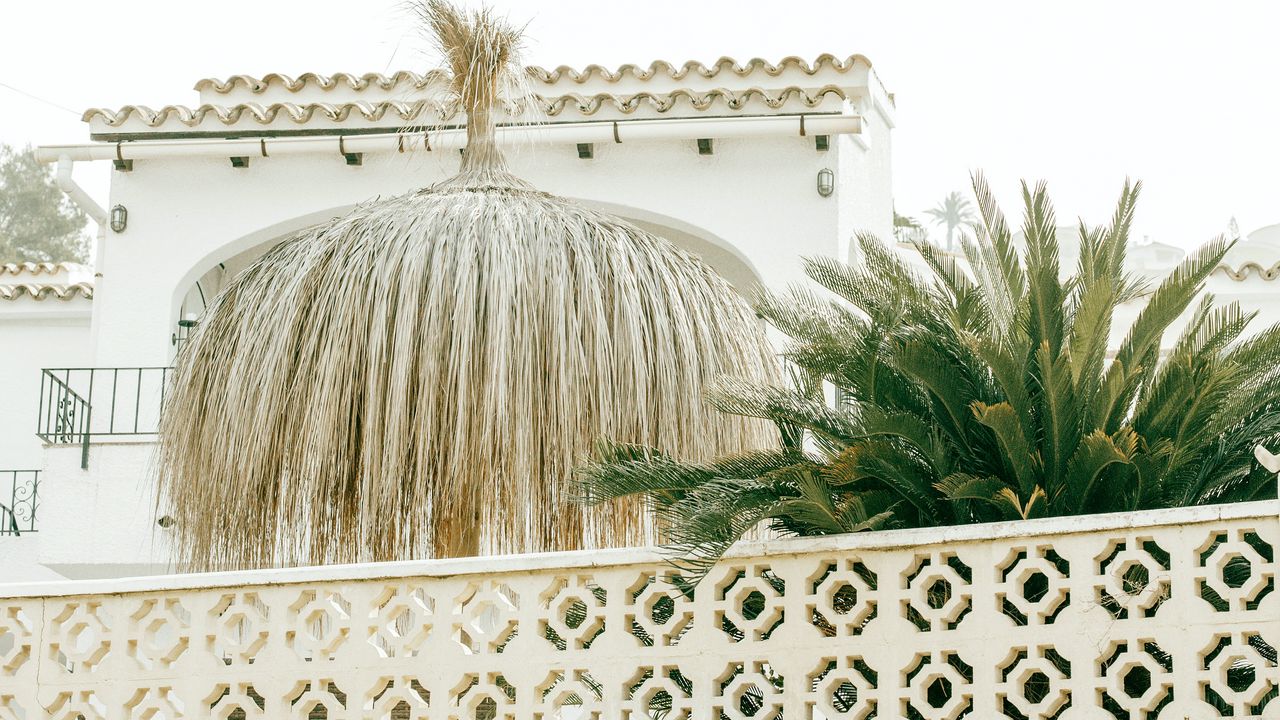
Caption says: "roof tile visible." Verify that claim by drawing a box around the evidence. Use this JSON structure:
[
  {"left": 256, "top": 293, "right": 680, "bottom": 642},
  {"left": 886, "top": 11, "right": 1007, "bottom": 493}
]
[
  {"left": 0, "top": 282, "right": 94, "bottom": 301},
  {"left": 192, "top": 54, "right": 873, "bottom": 94}
]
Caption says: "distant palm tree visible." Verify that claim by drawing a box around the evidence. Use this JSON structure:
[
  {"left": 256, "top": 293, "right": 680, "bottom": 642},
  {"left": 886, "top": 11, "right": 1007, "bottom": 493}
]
[
  {"left": 925, "top": 191, "right": 977, "bottom": 250},
  {"left": 893, "top": 209, "right": 926, "bottom": 244}
]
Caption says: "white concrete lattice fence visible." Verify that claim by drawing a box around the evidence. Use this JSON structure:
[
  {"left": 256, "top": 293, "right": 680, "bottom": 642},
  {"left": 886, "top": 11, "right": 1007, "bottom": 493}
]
[{"left": 0, "top": 501, "right": 1276, "bottom": 719}]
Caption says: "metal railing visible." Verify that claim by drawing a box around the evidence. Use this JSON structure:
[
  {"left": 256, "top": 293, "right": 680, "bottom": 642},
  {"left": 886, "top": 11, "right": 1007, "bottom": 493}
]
[
  {"left": 36, "top": 367, "right": 173, "bottom": 468},
  {"left": 0, "top": 470, "right": 39, "bottom": 535}
]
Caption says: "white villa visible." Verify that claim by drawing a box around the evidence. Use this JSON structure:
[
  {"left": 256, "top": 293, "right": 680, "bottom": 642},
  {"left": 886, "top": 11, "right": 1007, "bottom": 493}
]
[
  {"left": 0, "top": 53, "right": 1277, "bottom": 719},
  {"left": 1, "top": 54, "right": 895, "bottom": 581}
]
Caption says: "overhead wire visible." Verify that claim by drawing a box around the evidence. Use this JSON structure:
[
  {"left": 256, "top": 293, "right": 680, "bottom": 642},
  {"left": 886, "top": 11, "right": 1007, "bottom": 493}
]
[{"left": 0, "top": 80, "right": 80, "bottom": 117}]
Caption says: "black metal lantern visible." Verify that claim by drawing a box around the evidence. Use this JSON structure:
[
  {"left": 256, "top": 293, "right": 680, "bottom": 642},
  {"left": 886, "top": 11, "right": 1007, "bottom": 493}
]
[{"left": 109, "top": 204, "right": 128, "bottom": 233}]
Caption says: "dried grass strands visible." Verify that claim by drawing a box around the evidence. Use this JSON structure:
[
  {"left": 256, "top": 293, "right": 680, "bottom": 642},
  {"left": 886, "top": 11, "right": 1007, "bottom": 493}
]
[{"left": 157, "top": 0, "right": 779, "bottom": 570}]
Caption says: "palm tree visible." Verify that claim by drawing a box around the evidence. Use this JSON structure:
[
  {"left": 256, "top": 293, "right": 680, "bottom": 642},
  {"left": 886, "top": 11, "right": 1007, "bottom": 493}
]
[
  {"left": 157, "top": 0, "right": 778, "bottom": 570},
  {"left": 893, "top": 209, "right": 926, "bottom": 244},
  {"left": 924, "top": 191, "right": 977, "bottom": 250},
  {"left": 581, "top": 174, "right": 1280, "bottom": 576}
]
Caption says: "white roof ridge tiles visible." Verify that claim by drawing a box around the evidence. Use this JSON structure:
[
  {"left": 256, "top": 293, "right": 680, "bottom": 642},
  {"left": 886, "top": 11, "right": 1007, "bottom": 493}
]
[
  {"left": 1, "top": 261, "right": 87, "bottom": 276},
  {"left": 0, "top": 281, "right": 94, "bottom": 301},
  {"left": 84, "top": 86, "right": 853, "bottom": 132},
  {"left": 194, "top": 69, "right": 453, "bottom": 94},
  {"left": 1213, "top": 261, "right": 1280, "bottom": 281},
  {"left": 194, "top": 54, "right": 878, "bottom": 94}
]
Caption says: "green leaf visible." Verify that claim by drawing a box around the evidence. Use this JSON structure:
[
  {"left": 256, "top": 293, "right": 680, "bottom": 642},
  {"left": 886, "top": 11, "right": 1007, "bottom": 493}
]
[
  {"left": 1098, "top": 234, "right": 1233, "bottom": 432},
  {"left": 1062, "top": 429, "right": 1134, "bottom": 509},
  {"left": 972, "top": 401, "right": 1039, "bottom": 497},
  {"left": 936, "top": 472, "right": 1005, "bottom": 500},
  {"left": 1019, "top": 180, "right": 1065, "bottom": 355},
  {"left": 891, "top": 338, "right": 978, "bottom": 451},
  {"left": 1032, "top": 340, "right": 1080, "bottom": 484},
  {"left": 826, "top": 440, "right": 941, "bottom": 524},
  {"left": 969, "top": 172, "right": 1026, "bottom": 328}
]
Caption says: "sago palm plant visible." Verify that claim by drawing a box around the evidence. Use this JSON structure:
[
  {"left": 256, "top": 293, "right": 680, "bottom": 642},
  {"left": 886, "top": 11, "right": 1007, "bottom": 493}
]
[{"left": 581, "top": 175, "right": 1280, "bottom": 574}]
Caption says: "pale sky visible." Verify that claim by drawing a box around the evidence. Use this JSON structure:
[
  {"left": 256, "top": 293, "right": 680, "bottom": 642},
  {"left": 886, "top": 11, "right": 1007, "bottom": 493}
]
[{"left": 2, "top": 1, "right": 1277, "bottom": 250}]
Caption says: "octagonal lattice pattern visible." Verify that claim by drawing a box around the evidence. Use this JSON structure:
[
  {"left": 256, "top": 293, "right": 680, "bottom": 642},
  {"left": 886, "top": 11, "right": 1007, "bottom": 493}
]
[{"left": 0, "top": 507, "right": 1275, "bottom": 718}]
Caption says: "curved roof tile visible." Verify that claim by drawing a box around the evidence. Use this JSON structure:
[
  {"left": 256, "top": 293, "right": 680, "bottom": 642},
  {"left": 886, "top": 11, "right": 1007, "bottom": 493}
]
[
  {"left": 543, "top": 85, "right": 846, "bottom": 116},
  {"left": 193, "top": 54, "right": 873, "bottom": 94},
  {"left": 85, "top": 86, "right": 848, "bottom": 128},
  {"left": 195, "top": 70, "right": 453, "bottom": 94},
  {"left": 1, "top": 262, "right": 81, "bottom": 276},
  {"left": 528, "top": 53, "right": 872, "bottom": 84},
  {"left": 0, "top": 282, "right": 94, "bottom": 301},
  {"left": 83, "top": 101, "right": 440, "bottom": 128},
  {"left": 1213, "top": 262, "right": 1280, "bottom": 281}
]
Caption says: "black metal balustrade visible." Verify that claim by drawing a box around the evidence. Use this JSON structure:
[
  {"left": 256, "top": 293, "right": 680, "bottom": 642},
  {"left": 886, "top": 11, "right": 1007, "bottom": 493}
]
[
  {"left": 0, "top": 470, "right": 39, "bottom": 535},
  {"left": 37, "top": 367, "right": 173, "bottom": 468}
]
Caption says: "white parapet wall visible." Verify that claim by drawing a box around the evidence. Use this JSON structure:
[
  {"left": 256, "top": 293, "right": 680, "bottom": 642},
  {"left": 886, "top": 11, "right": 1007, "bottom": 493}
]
[
  {"left": 0, "top": 500, "right": 1276, "bottom": 718},
  {"left": 32, "top": 443, "right": 172, "bottom": 579}
]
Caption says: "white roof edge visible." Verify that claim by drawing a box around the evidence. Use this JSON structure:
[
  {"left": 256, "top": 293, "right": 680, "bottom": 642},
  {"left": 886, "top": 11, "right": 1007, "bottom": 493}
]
[{"left": 36, "top": 114, "right": 863, "bottom": 164}]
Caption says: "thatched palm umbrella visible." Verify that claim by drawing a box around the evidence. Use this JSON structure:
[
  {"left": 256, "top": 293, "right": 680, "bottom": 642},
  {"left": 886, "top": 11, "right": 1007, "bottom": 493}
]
[{"left": 158, "top": 0, "right": 779, "bottom": 570}]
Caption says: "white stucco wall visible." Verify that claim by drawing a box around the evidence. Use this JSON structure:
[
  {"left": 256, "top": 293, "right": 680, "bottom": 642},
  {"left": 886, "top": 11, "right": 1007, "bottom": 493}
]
[
  {"left": 0, "top": 306, "right": 92, "bottom": 582},
  {"left": 838, "top": 97, "right": 895, "bottom": 263},
  {"left": 32, "top": 443, "right": 170, "bottom": 579},
  {"left": 3, "top": 498, "right": 1276, "bottom": 718},
  {"left": 0, "top": 535, "right": 62, "bottom": 582},
  {"left": 0, "top": 310, "right": 92, "bottom": 469},
  {"left": 91, "top": 133, "right": 868, "bottom": 367}
]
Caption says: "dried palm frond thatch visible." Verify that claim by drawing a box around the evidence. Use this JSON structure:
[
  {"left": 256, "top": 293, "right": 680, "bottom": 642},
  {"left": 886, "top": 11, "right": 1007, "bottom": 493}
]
[{"left": 157, "top": 0, "right": 779, "bottom": 570}]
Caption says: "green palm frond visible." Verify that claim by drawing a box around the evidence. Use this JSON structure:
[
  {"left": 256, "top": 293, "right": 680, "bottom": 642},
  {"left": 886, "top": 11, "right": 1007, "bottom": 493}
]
[
  {"left": 1062, "top": 429, "right": 1135, "bottom": 508},
  {"left": 969, "top": 173, "right": 1025, "bottom": 335},
  {"left": 972, "top": 402, "right": 1038, "bottom": 497},
  {"left": 1097, "top": 235, "right": 1233, "bottom": 431},
  {"left": 1020, "top": 181, "right": 1066, "bottom": 354},
  {"left": 1033, "top": 340, "right": 1081, "bottom": 485}
]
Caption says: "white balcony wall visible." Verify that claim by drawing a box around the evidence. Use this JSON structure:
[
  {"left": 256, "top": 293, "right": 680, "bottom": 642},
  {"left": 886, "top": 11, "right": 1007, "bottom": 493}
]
[
  {"left": 33, "top": 444, "right": 171, "bottom": 579},
  {"left": 1, "top": 499, "right": 1276, "bottom": 718},
  {"left": 0, "top": 309, "right": 92, "bottom": 470}
]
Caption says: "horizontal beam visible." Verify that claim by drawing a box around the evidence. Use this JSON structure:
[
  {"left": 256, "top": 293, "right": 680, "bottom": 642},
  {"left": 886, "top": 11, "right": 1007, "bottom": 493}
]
[{"left": 35, "top": 113, "right": 862, "bottom": 164}]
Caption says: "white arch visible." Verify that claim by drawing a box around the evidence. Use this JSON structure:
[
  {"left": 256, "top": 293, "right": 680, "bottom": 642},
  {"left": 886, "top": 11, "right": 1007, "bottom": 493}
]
[
  {"left": 170, "top": 199, "right": 765, "bottom": 323},
  {"left": 169, "top": 205, "right": 357, "bottom": 323},
  {"left": 571, "top": 197, "right": 767, "bottom": 293}
]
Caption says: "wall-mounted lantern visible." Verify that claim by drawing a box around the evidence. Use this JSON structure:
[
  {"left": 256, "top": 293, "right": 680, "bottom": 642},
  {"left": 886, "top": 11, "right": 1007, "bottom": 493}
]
[
  {"left": 816, "top": 168, "right": 835, "bottom": 197},
  {"left": 109, "top": 204, "right": 128, "bottom": 233},
  {"left": 172, "top": 313, "right": 200, "bottom": 347}
]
